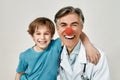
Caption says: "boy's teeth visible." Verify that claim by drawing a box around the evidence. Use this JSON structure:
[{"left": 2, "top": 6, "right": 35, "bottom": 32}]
[{"left": 39, "top": 41, "right": 46, "bottom": 44}]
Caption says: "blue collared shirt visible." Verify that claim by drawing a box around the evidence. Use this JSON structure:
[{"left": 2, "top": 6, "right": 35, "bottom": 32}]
[{"left": 67, "top": 40, "right": 81, "bottom": 70}]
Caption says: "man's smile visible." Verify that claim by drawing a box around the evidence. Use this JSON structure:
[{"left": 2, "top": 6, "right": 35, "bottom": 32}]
[{"left": 64, "top": 35, "right": 75, "bottom": 39}]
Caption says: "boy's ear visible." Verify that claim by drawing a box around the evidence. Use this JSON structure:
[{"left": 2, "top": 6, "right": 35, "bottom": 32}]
[{"left": 51, "top": 35, "right": 54, "bottom": 39}]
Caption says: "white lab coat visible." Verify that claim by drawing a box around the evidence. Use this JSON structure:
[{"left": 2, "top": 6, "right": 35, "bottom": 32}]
[{"left": 58, "top": 42, "right": 110, "bottom": 80}]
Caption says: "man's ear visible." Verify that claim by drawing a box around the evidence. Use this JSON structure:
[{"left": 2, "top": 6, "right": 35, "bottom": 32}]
[{"left": 56, "top": 27, "right": 59, "bottom": 33}]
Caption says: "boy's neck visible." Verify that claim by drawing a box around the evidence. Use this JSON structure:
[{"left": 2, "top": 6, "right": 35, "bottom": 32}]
[{"left": 33, "top": 45, "right": 44, "bottom": 52}]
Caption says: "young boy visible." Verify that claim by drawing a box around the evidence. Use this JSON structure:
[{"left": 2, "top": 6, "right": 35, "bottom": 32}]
[{"left": 15, "top": 17, "right": 100, "bottom": 80}]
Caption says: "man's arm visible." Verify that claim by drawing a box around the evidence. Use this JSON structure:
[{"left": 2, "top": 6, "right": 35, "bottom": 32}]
[{"left": 80, "top": 32, "right": 100, "bottom": 65}]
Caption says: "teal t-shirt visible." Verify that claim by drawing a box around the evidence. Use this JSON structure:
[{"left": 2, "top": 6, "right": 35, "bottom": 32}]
[{"left": 16, "top": 38, "right": 62, "bottom": 80}]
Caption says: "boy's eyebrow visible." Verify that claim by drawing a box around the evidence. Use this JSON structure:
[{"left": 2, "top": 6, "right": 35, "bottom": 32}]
[
  {"left": 35, "top": 30, "right": 50, "bottom": 32},
  {"left": 45, "top": 31, "right": 51, "bottom": 33}
]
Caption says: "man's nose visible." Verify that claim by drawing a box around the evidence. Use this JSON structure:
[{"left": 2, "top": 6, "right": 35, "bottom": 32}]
[{"left": 65, "top": 27, "right": 73, "bottom": 35}]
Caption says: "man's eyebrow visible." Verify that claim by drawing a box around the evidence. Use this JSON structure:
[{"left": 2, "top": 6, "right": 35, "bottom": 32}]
[
  {"left": 71, "top": 22, "right": 79, "bottom": 24},
  {"left": 59, "top": 22, "right": 67, "bottom": 25}
]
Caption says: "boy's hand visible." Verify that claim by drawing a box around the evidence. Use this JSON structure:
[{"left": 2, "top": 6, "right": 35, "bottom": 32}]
[{"left": 86, "top": 46, "right": 101, "bottom": 65}]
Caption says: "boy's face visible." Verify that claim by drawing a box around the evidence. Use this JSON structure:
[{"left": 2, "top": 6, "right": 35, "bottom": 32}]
[
  {"left": 32, "top": 25, "right": 52, "bottom": 51},
  {"left": 56, "top": 13, "right": 83, "bottom": 52}
]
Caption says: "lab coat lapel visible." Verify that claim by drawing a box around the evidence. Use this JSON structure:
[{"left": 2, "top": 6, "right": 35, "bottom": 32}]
[
  {"left": 60, "top": 46, "right": 72, "bottom": 75},
  {"left": 73, "top": 42, "right": 87, "bottom": 76}
]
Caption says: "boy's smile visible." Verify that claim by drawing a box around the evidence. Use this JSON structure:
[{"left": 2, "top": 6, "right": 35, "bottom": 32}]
[{"left": 32, "top": 26, "right": 52, "bottom": 52}]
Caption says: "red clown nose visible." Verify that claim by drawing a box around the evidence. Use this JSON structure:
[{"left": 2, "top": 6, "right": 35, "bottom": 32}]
[{"left": 65, "top": 27, "right": 73, "bottom": 35}]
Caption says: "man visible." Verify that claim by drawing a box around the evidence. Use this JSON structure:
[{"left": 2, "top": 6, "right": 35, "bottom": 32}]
[{"left": 54, "top": 6, "right": 110, "bottom": 80}]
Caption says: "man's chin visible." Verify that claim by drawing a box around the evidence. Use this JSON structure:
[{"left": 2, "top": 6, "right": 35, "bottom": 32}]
[
  {"left": 64, "top": 38, "right": 74, "bottom": 43},
  {"left": 63, "top": 40, "right": 73, "bottom": 46}
]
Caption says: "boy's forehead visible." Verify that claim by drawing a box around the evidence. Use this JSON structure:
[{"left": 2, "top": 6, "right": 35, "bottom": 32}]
[
  {"left": 35, "top": 25, "right": 50, "bottom": 31},
  {"left": 37, "top": 24, "right": 49, "bottom": 28}
]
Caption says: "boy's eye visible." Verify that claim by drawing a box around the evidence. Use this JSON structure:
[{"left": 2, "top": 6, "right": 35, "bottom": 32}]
[{"left": 44, "top": 32, "right": 50, "bottom": 35}]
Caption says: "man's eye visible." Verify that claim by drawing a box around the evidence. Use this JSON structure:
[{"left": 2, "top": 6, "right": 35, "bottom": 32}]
[
  {"left": 59, "top": 23, "right": 67, "bottom": 27},
  {"left": 61, "top": 24, "right": 66, "bottom": 27},
  {"left": 72, "top": 24, "right": 78, "bottom": 27}
]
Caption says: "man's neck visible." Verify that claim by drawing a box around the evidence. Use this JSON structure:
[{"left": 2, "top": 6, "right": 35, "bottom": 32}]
[
  {"left": 66, "top": 44, "right": 77, "bottom": 55},
  {"left": 67, "top": 48, "right": 73, "bottom": 55},
  {"left": 66, "top": 40, "right": 81, "bottom": 55}
]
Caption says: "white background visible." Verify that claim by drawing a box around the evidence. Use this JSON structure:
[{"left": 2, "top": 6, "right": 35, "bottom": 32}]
[{"left": 1, "top": 0, "right": 120, "bottom": 80}]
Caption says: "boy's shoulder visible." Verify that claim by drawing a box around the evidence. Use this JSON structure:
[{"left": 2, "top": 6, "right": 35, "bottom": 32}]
[
  {"left": 20, "top": 47, "right": 32, "bottom": 56},
  {"left": 49, "top": 38, "right": 62, "bottom": 48},
  {"left": 51, "top": 38, "right": 61, "bottom": 44}
]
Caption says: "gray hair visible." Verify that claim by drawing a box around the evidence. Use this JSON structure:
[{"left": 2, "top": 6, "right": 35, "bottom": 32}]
[{"left": 54, "top": 6, "right": 84, "bottom": 24}]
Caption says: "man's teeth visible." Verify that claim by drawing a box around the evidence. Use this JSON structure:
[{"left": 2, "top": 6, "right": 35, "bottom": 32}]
[{"left": 65, "top": 35, "right": 74, "bottom": 39}]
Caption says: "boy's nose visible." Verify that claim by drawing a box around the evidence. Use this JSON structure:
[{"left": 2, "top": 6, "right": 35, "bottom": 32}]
[{"left": 65, "top": 27, "right": 73, "bottom": 35}]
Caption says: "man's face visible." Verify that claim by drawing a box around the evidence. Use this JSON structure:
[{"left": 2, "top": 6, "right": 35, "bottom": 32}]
[{"left": 56, "top": 13, "right": 83, "bottom": 52}]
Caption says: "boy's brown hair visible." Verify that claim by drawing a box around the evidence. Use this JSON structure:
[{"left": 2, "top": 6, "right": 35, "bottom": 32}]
[{"left": 28, "top": 17, "right": 55, "bottom": 37}]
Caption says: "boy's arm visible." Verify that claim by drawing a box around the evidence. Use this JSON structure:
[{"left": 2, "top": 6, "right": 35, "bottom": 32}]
[
  {"left": 80, "top": 32, "right": 101, "bottom": 65},
  {"left": 15, "top": 72, "right": 24, "bottom": 80}
]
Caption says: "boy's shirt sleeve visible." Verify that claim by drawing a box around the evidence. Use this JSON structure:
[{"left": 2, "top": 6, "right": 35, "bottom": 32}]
[
  {"left": 16, "top": 53, "right": 28, "bottom": 72},
  {"left": 54, "top": 38, "right": 62, "bottom": 51}
]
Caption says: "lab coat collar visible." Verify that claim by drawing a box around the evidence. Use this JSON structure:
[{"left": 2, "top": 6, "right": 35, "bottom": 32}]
[
  {"left": 60, "top": 46, "right": 72, "bottom": 75},
  {"left": 73, "top": 42, "right": 87, "bottom": 76},
  {"left": 75, "top": 42, "right": 87, "bottom": 64},
  {"left": 60, "top": 41, "right": 88, "bottom": 75}
]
